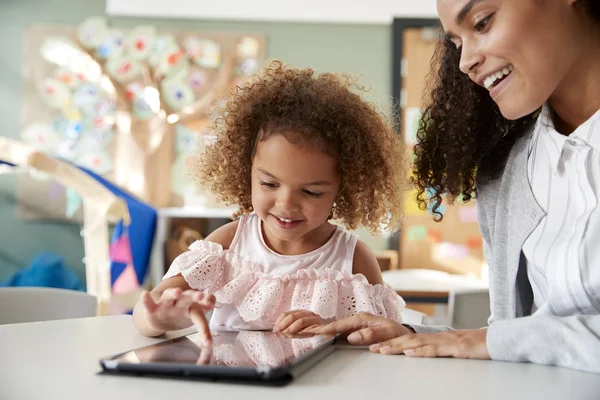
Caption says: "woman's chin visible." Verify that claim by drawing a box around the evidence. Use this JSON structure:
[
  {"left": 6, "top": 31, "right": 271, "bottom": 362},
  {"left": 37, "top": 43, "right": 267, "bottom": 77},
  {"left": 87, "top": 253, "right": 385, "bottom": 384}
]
[{"left": 497, "top": 101, "right": 543, "bottom": 121}]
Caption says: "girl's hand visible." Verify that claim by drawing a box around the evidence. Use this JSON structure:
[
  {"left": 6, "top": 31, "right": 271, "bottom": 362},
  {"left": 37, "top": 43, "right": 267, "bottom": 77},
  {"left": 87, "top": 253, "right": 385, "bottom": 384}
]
[
  {"left": 273, "top": 310, "right": 324, "bottom": 333},
  {"left": 141, "top": 288, "right": 216, "bottom": 345},
  {"left": 370, "top": 329, "right": 490, "bottom": 359},
  {"left": 304, "top": 312, "right": 413, "bottom": 344}
]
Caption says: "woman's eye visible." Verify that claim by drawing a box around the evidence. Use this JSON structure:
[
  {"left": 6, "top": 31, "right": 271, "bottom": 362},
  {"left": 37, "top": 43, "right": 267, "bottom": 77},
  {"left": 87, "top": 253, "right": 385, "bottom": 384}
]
[
  {"left": 260, "top": 181, "right": 278, "bottom": 189},
  {"left": 474, "top": 15, "right": 492, "bottom": 32},
  {"left": 303, "top": 189, "right": 324, "bottom": 198},
  {"left": 446, "top": 37, "right": 462, "bottom": 53}
]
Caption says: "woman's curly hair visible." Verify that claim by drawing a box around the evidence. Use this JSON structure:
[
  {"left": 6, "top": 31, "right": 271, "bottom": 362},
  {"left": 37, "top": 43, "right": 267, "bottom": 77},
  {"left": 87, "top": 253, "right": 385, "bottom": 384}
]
[
  {"left": 196, "top": 60, "right": 406, "bottom": 233},
  {"left": 411, "top": 37, "right": 536, "bottom": 221},
  {"left": 412, "top": 0, "right": 600, "bottom": 221}
]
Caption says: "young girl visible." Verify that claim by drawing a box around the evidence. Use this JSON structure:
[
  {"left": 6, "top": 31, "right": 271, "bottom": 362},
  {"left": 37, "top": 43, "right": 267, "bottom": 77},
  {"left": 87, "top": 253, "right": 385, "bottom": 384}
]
[
  {"left": 133, "top": 60, "right": 406, "bottom": 343},
  {"left": 310, "top": 0, "right": 600, "bottom": 374}
]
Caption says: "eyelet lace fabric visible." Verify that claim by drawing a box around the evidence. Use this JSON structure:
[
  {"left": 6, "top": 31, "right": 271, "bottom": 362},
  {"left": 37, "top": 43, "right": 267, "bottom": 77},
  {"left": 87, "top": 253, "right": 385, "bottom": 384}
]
[{"left": 164, "top": 240, "right": 405, "bottom": 328}]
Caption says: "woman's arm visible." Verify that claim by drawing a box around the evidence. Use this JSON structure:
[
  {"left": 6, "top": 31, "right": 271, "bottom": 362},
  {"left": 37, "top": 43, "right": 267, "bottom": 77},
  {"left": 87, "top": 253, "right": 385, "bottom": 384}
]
[{"left": 487, "top": 313, "right": 600, "bottom": 373}]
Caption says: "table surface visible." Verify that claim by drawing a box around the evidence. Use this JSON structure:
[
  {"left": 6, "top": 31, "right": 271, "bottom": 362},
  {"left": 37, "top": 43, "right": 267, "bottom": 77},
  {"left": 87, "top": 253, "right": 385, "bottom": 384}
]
[
  {"left": 382, "top": 269, "right": 489, "bottom": 292},
  {"left": 1, "top": 316, "right": 598, "bottom": 400}
]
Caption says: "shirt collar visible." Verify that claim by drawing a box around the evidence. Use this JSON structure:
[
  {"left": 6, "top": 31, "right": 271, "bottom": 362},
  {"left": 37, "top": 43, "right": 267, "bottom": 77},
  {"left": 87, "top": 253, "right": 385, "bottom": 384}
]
[
  {"left": 534, "top": 104, "right": 600, "bottom": 173},
  {"left": 575, "top": 108, "right": 600, "bottom": 151},
  {"left": 535, "top": 105, "right": 565, "bottom": 173}
]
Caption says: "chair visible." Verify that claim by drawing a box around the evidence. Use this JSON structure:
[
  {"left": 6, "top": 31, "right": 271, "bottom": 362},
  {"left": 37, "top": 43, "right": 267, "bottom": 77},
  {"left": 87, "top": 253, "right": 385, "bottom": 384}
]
[
  {"left": 0, "top": 287, "right": 97, "bottom": 325},
  {"left": 447, "top": 288, "right": 490, "bottom": 329}
]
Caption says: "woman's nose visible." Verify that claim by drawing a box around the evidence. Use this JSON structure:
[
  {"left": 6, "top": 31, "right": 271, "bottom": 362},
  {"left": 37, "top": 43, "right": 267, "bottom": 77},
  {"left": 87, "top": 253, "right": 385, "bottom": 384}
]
[{"left": 458, "top": 41, "right": 484, "bottom": 76}]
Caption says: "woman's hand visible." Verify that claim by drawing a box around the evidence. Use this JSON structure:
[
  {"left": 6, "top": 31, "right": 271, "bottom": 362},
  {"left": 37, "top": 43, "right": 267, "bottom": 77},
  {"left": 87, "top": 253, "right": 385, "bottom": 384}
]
[
  {"left": 305, "top": 312, "right": 413, "bottom": 345},
  {"left": 140, "top": 288, "right": 215, "bottom": 344},
  {"left": 370, "top": 329, "right": 490, "bottom": 359},
  {"left": 273, "top": 310, "right": 324, "bottom": 333}
]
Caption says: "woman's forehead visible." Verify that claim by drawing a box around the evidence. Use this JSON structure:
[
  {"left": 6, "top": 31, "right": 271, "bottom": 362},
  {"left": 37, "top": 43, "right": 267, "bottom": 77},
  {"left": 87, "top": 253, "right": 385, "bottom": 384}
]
[{"left": 437, "top": 0, "right": 491, "bottom": 30}]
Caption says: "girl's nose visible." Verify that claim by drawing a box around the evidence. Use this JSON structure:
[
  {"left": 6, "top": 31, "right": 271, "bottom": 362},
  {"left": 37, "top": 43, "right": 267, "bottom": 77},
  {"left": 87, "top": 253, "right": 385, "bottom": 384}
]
[{"left": 276, "top": 190, "right": 299, "bottom": 212}]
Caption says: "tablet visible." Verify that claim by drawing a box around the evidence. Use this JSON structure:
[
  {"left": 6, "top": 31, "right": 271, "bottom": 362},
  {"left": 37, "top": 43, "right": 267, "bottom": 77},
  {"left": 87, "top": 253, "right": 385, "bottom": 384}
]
[{"left": 99, "top": 330, "right": 338, "bottom": 386}]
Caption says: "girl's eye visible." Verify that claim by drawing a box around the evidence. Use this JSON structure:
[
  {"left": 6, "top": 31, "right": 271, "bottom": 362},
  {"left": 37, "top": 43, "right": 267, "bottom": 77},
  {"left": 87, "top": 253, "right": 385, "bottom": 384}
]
[
  {"left": 260, "top": 181, "right": 278, "bottom": 189},
  {"left": 303, "top": 189, "right": 324, "bottom": 198},
  {"left": 474, "top": 15, "right": 492, "bottom": 32}
]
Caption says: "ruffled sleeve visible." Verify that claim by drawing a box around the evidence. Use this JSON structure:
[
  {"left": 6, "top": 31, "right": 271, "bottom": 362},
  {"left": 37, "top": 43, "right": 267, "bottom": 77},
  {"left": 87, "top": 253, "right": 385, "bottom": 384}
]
[
  {"left": 163, "top": 241, "right": 406, "bottom": 326},
  {"left": 163, "top": 240, "right": 233, "bottom": 293},
  {"left": 216, "top": 268, "right": 406, "bottom": 325}
]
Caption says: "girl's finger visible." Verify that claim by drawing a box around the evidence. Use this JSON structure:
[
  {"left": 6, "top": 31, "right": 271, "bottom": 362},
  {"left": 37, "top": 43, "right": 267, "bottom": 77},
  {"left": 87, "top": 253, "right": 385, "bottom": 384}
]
[
  {"left": 191, "top": 291, "right": 205, "bottom": 303},
  {"left": 305, "top": 313, "right": 375, "bottom": 336},
  {"left": 299, "top": 324, "right": 323, "bottom": 334},
  {"left": 283, "top": 317, "right": 322, "bottom": 334},
  {"left": 196, "top": 346, "right": 213, "bottom": 365},
  {"left": 180, "top": 290, "right": 210, "bottom": 309},
  {"left": 160, "top": 287, "right": 182, "bottom": 303},
  {"left": 160, "top": 288, "right": 184, "bottom": 308},
  {"left": 274, "top": 311, "right": 314, "bottom": 332},
  {"left": 274, "top": 310, "right": 302, "bottom": 327},
  {"left": 199, "top": 293, "right": 216, "bottom": 308},
  {"left": 141, "top": 291, "right": 158, "bottom": 313},
  {"left": 174, "top": 292, "right": 196, "bottom": 313},
  {"left": 189, "top": 303, "right": 212, "bottom": 346}
]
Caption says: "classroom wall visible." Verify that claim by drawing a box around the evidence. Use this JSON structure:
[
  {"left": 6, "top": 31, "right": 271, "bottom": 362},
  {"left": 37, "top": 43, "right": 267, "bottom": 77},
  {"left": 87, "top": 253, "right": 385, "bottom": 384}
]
[
  {"left": 106, "top": 0, "right": 439, "bottom": 23},
  {"left": 0, "top": 0, "right": 393, "bottom": 282}
]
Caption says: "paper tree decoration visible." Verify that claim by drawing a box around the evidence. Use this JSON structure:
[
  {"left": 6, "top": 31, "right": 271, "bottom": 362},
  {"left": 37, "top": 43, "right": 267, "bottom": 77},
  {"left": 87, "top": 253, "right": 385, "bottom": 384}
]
[{"left": 20, "top": 19, "right": 264, "bottom": 217}]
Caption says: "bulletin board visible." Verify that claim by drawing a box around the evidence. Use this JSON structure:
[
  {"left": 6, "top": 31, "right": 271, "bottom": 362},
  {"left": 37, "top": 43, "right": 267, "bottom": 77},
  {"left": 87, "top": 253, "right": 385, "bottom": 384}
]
[{"left": 393, "top": 20, "right": 485, "bottom": 278}]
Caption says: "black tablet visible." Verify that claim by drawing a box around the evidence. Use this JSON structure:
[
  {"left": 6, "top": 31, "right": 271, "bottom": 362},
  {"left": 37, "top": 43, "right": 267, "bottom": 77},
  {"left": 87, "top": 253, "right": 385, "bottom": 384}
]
[{"left": 99, "top": 330, "right": 338, "bottom": 386}]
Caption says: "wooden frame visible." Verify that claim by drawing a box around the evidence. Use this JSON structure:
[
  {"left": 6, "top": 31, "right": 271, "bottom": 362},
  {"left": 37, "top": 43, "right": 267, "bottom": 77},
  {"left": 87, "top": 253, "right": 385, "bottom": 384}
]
[{"left": 0, "top": 138, "right": 130, "bottom": 315}]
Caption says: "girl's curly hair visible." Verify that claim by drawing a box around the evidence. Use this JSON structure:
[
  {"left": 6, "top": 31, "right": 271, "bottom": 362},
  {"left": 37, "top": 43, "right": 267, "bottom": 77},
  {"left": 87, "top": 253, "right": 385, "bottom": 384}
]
[
  {"left": 196, "top": 60, "right": 406, "bottom": 233},
  {"left": 412, "top": 0, "right": 600, "bottom": 221}
]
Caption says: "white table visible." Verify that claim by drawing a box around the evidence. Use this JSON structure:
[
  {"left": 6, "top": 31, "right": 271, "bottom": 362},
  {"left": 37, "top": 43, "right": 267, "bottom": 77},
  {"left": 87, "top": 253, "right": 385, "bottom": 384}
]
[
  {"left": 1, "top": 316, "right": 598, "bottom": 400},
  {"left": 383, "top": 269, "right": 490, "bottom": 325},
  {"left": 383, "top": 269, "right": 489, "bottom": 293}
]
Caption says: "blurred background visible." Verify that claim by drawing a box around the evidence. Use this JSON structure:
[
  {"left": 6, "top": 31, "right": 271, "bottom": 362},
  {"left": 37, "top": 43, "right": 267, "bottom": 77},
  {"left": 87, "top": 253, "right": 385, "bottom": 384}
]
[{"left": 0, "top": 0, "right": 489, "bottom": 327}]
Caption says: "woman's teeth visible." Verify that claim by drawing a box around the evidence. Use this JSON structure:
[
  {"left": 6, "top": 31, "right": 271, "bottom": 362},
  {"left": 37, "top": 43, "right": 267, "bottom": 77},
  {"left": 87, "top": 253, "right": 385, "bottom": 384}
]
[{"left": 484, "top": 65, "right": 514, "bottom": 90}]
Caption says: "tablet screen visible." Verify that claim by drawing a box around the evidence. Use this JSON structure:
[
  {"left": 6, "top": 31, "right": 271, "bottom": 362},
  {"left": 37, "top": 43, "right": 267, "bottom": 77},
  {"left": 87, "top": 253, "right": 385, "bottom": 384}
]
[{"left": 111, "top": 331, "right": 335, "bottom": 369}]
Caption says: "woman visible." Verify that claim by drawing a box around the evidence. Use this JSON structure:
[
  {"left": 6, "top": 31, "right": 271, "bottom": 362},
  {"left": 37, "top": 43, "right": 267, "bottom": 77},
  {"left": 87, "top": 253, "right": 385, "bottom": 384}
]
[{"left": 307, "top": 0, "right": 600, "bottom": 373}]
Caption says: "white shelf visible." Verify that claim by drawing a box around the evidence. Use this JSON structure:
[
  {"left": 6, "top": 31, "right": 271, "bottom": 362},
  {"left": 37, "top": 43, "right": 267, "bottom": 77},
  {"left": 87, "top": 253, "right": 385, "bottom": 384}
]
[{"left": 158, "top": 207, "right": 237, "bottom": 219}]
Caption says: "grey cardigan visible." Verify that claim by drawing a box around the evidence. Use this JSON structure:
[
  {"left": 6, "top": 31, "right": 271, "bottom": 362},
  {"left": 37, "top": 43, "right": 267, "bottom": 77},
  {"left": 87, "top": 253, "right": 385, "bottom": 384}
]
[{"left": 411, "top": 131, "right": 600, "bottom": 373}]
